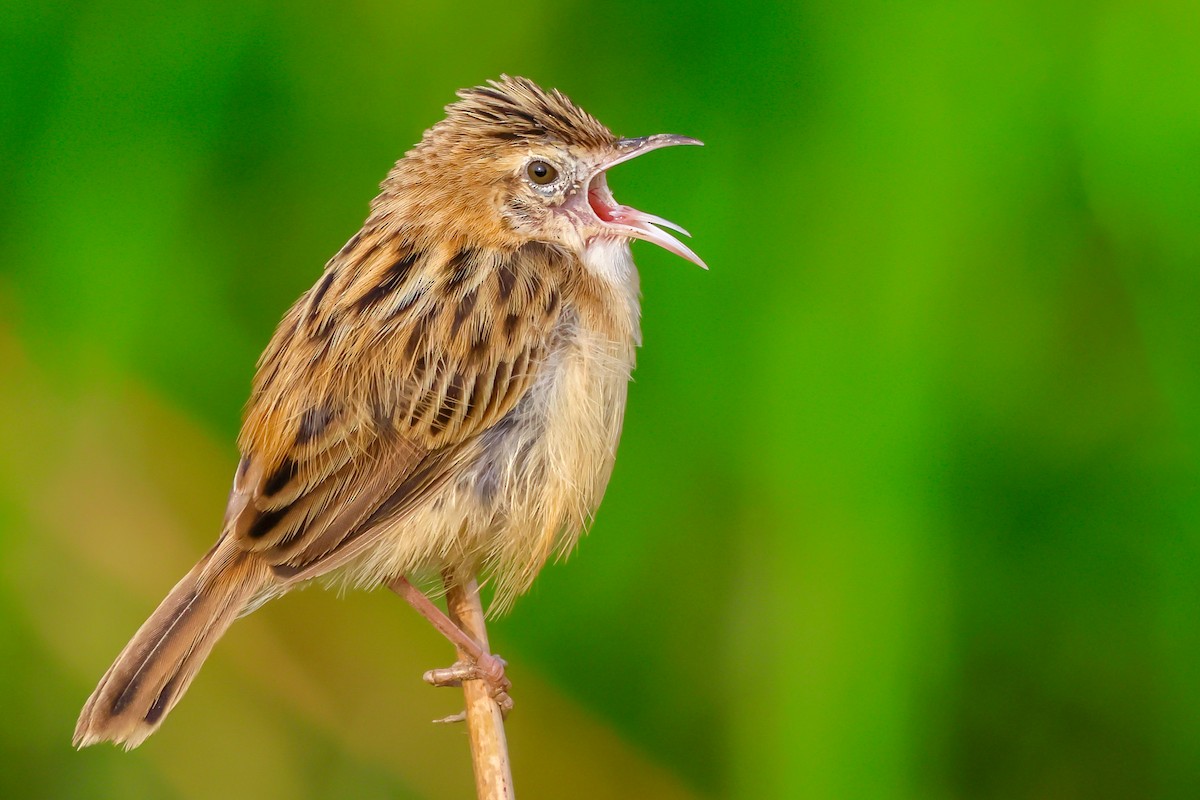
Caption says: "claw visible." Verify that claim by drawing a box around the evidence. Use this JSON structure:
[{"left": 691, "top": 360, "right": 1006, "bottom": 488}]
[
  {"left": 494, "top": 691, "right": 513, "bottom": 718},
  {"left": 423, "top": 663, "right": 471, "bottom": 688},
  {"left": 422, "top": 654, "right": 513, "bottom": 719}
]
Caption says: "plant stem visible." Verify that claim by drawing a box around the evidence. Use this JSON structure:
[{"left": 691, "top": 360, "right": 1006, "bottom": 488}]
[{"left": 443, "top": 574, "right": 514, "bottom": 800}]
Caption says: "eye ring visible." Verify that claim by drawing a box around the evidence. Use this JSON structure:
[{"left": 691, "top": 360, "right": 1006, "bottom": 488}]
[{"left": 526, "top": 159, "right": 559, "bottom": 186}]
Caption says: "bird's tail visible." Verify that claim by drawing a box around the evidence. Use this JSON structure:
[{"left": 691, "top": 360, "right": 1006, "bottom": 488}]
[{"left": 74, "top": 549, "right": 270, "bottom": 750}]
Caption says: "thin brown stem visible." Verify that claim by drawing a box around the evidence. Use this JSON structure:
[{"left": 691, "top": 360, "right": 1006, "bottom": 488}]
[{"left": 443, "top": 573, "right": 514, "bottom": 800}]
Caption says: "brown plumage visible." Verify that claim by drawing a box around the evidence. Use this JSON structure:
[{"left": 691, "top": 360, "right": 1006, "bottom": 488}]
[{"left": 74, "top": 75, "right": 704, "bottom": 749}]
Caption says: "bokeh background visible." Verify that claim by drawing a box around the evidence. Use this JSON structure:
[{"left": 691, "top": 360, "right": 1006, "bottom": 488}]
[{"left": 3, "top": 1, "right": 1199, "bottom": 798}]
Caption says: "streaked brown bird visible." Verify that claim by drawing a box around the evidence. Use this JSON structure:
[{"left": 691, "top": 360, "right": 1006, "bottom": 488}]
[{"left": 74, "top": 75, "right": 704, "bottom": 749}]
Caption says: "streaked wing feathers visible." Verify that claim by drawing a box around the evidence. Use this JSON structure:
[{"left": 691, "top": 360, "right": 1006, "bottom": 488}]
[{"left": 224, "top": 233, "right": 567, "bottom": 578}]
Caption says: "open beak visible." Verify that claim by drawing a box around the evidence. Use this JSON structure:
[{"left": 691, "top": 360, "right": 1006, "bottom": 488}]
[{"left": 584, "top": 134, "right": 707, "bottom": 269}]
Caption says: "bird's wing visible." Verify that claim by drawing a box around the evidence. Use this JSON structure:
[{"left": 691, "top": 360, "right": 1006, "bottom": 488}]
[{"left": 218, "top": 236, "right": 567, "bottom": 583}]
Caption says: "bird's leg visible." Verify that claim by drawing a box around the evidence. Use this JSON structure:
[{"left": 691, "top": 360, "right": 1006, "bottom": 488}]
[{"left": 386, "top": 576, "right": 512, "bottom": 718}]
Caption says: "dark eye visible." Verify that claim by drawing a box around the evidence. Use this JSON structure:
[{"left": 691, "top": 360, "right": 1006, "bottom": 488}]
[{"left": 527, "top": 160, "right": 558, "bottom": 185}]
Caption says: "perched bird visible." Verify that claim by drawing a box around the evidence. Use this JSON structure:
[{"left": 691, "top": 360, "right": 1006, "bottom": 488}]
[{"left": 74, "top": 75, "right": 704, "bottom": 750}]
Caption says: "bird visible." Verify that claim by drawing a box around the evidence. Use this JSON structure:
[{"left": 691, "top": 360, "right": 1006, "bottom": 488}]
[{"left": 74, "top": 75, "right": 704, "bottom": 750}]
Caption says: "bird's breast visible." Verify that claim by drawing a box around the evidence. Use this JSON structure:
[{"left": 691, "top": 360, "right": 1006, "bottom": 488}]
[
  {"left": 477, "top": 301, "right": 638, "bottom": 516},
  {"left": 466, "top": 262, "right": 641, "bottom": 605}
]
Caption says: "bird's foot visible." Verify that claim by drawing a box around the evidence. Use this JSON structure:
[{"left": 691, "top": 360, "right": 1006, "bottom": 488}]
[{"left": 424, "top": 653, "right": 513, "bottom": 722}]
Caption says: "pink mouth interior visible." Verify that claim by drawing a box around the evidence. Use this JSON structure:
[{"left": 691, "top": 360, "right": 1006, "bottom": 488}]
[{"left": 588, "top": 182, "right": 618, "bottom": 223}]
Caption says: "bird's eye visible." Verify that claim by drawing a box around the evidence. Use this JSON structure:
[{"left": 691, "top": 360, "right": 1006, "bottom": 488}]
[{"left": 527, "top": 160, "right": 558, "bottom": 186}]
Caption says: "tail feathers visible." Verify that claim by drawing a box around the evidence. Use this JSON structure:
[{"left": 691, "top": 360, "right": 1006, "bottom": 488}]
[{"left": 74, "top": 552, "right": 268, "bottom": 750}]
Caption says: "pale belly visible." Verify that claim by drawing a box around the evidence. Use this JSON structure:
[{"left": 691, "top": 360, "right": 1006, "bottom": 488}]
[
  {"left": 343, "top": 241, "right": 642, "bottom": 609},
  {"left": 466, "top": 315, "right": 635, "bottom": 606}
]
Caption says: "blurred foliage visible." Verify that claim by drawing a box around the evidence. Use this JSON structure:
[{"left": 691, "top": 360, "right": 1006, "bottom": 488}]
[{"left": 2, "top": 1, "right": 1199, "bottom": 798}]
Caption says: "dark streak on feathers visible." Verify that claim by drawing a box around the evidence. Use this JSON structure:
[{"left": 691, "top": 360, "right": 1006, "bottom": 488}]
[
  {"left": 451, "top": 288, "right": 478, "bottom": 338},
  {"left": 503, "top": 313, "right": 521, "bottom": 343},
  {"left": 296, "top": 407, "right": 332, "bottom": 445},
  {"left": 263, "top": 457, "right": 297, "bottom": 497},
  {"left": 308, "top": 270, "right": 336, "bottom": 319},
  {"left": 404, "top": 311, "right": 434, "bottom": 360},
  {"left": 446, "top": 248, "right": 473, "bottom": 291},
  {"left": 108, "top": 590, "right": 199, "bottom": 716},
  {"left": 144, "top": 672, "right": 182, "bottom": 724},
  {"left": 248, "top": 506, "right": 289, "bottom": 540},
  {"left": 432, "top": 373, "right": 465, "bottom": 435},
  {"left": 354, "top": 252, "right": 419, "bottom": 314}
]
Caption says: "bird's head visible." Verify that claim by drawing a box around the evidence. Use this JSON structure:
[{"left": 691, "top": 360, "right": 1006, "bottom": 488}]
[{"left": 384, "top": 76, "right": 705, "bottom": 270}]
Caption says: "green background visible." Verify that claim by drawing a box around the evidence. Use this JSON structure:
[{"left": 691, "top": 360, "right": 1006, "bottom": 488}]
[{"left": 3, "top": 1, "right": 1199, "bottom": 798}]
